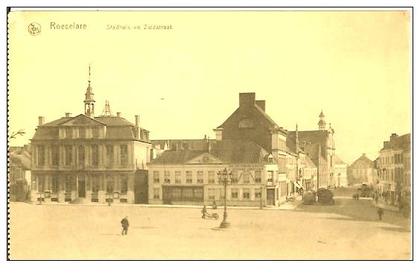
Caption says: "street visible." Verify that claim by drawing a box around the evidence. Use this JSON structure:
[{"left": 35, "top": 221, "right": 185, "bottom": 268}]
[{"left": 9, "top": 194, "right": 411, "bottom": 260}]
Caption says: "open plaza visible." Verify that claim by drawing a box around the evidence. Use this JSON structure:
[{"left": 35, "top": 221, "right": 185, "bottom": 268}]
[{"left": 9, "top": 190, "right": 411, "bottom": 260}]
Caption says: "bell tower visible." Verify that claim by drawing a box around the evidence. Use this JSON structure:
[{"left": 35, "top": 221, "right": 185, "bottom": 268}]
[
  {"left": 318, "top": 110, "right": 326, "bottom": 130},
  {"left": 84, "top": 65, "right": 95, "bottom": 117}
]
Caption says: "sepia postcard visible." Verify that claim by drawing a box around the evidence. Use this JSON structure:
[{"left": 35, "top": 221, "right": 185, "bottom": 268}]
[{"left": 7, "top": 8, "right": 412, "bottom": 260}]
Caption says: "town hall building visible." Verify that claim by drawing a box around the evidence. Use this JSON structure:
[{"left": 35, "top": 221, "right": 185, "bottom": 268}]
[{"left": 30, "top": 67, "right": 152, "bottom": 204}]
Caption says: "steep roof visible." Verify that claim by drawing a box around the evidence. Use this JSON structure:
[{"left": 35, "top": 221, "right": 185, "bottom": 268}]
[
  {"left": 287, "top": 130, "right": 329, "bottom": 148},
  {"left": 32, "top": 113, "right": 149, "bottom": 142},
  {"left": 9, "top": 152, "right": 31, "bottom": 170},
  {"left": 334, "top": 155, "right": 347, "bottom": 165},
  {"left": 381, "top": 133, "right": 411, "bottom": 151},
  {"left": 349, "top": 154, "right": 374, "bottom": 169}
]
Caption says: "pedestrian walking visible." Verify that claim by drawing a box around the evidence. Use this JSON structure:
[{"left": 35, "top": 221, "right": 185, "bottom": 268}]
[
  {"left": 377, "top": 207, "right": 384, "bottom": 221},
  {"left": 201, "top": 205, "right": 207, "bottom": 219},
  {"left": 375, "top": 194, "right": 379, "bottom": 204},
  {"left": 121, "top": 216, "right": 129, "bottom": 235},
  {"left": 212, "top": 200, "right": 217, "bottom": 210}
]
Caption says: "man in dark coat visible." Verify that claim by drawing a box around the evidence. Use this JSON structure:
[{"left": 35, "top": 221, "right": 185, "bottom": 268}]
[
  {"left": 377, "top": 208, "right": 384, "bottom": 221},
  {"left": 121, "top": 216, "right": 129, "bottom": 235}
]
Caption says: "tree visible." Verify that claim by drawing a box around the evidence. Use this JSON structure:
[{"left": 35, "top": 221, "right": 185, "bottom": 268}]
[{"left": 9, "top": 129, "right": 25, "bottom": 139}]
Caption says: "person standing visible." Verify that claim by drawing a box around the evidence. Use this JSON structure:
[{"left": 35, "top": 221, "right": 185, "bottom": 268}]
[
  {"left": 201, "top": 205, "right": 207, "bottom": 219},
  {"left": 121, "top": 216, "right": 129, "bottom": 235},
  {"left": 377, "top": 207, "right": 384, "bottom": 221}
]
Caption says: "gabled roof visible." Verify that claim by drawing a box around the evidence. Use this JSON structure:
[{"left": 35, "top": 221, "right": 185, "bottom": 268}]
[
  {"left": 349, "top": 154, "right": 373, "bottom": 169},
  {"left": 334, "top": 155, "right": 347, "bottom": 165},
  {"left": 287, "top": 130, "right": 329, "bottom": 148},
  {"left": 216, "top": 104, "right": 284, "bottom": 133},
  {"left": 9, "top": 152, "right": 31, "bottom": 170},
  {"left": 381, "top": 133, "right": 411, "bottom": 151},
  {"left": 95, "top": 116, "right": 135, "bottom": 126},
  {"left": 32, "top": 113, "right": 150, "bottom": 142},
  {"left": 59, "top": 114, "right": 106, "bottom": 126}
]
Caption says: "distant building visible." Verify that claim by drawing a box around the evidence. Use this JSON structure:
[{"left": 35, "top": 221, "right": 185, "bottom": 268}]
[
  {"left": 9, "top": 145, "right": 32, "bottom": 201},
  {"left": 348, "top": 153, "right": 376, "bottom": 186},
  {"left": 30, "top": 67, "right": 151, "bottom": 204},
  {"left": 333, "top": 155, "right": 348, "bottom": 187},
  {"left": 377, "top": 133, "right": 411, "bottom": 206},
  {"left": 287, "top": 111, "right": 336, "bottom": 189}
]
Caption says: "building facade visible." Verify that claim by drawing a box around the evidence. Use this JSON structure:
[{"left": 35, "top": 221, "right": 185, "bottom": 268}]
[
  {"left": 30, "top": 69, "right": 151, "bottom": 204},
  {"left": 286, "top": 111, "right": 336, "bottom": 189},
  {"left": 347, "top": 153, "right": 376, "bottom": 186},
  {"left": 376, "top": 133, "right": 411, "bottom": 206},
  {"left": 148, "top": 139, "right": 281, "bottom": 206},
  {"left": 9, "top": 145, "right": 32, "bottom": 201}
]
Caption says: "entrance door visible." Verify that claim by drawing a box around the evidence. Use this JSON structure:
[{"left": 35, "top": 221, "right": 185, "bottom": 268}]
[
  {"left": 267, "top": 189, "right": 275, "bottom": 205},
  {"left": 78, "top": 178, "right": 86, "bottom": 198}
]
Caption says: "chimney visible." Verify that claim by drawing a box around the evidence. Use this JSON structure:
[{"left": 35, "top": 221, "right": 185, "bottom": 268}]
[
  {"left": 116, "top": 112, "right": 121, "bottom": 117},
  {"left": 135, "top": 115, "right": 140, "bottom": 127},
  {"left": 65, "top": 113, "right": 71, "bottom": 118},
  {"left": 255, "top": 100, "right": 266, "bottom": 111},
  {"left": 38, "top": 116, "right": 45, "bottom": 126},
  {"left": 390, "top": 133, "right": 398, "bottom": 141},
  {"left": 239, "top": 93, "right": 256, "bottom": 108}
]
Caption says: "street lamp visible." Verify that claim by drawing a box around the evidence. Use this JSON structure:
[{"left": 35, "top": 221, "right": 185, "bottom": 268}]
[{"left": 217, "top": 168, "right": 232, "bottom": 228}]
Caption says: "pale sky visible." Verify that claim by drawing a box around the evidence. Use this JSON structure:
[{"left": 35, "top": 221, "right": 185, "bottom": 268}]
[{"left": 8, "top": 10, "right": 411, "bottom": 164}]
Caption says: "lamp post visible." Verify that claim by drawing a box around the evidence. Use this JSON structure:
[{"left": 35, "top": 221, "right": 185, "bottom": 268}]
[{"left": 217, "top": 168, "right": 231, "bottom": 228}]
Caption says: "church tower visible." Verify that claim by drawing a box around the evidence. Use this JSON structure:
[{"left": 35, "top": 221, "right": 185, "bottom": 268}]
[
  {"left": 84, "top": 65, "right": 95, "bottom": 117},
  {"left": 318, "top": 110, "right": 326, "bottom": 130}
]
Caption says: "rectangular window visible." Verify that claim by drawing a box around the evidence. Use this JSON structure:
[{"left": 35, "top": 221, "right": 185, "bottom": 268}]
[
  {"left": 255, "top": 170, "right": 262, "bottom": 183},
  {"left": 255, "top": 188, "right": 262, "bottom": 199},
  {"left": 106, "top": 176, "right": 114, "bottom": 194},
  {"left": 38, "top": 175, "right": 45, "bottom": 192},
  {"left": 79, "top": 127, "right": 86, "bottom": 138},
  {"left": 92, "top": 176, "right": 100, "bottom": 193},
  {"left": 267, "top": 171, "right": 274, "bottom": 183},
  {"left": 65, "top": 128, "right": 72, "bottom": 138},
  {"left": 51, "top": 145, "right": 59, "bottom": 166},
  {"left": 120, "top": 175, "right": 128, "bottom": 194},
  {"left": 243, "top": 188, "right": 250, "bottom": 199},
  {"left": 183, "top": 187, "right": 194, "bottom": 200},
  {"left": 64, "top": 145, "right": 72, "bottom": 166},
  {"left": 153, "top": 188, "right": 160, "bottom": 199},
  {"left": 208, "top": 171, "right": 215, "bottom": 184},
  {"left": 91, "top": 145, "right": 99, "bottom": 167},
  {"left": 164, "top": 171, "right": 170, "bottom": 183},
  {"left": 153, "top": 171, "right": 160, "bottom": 183},
  {"left": 120, "top": 145, "right": 128, "bottom": 166},
  {"left": 231, "top": 170, "right": 238, "bottom": 183},
  {"left": 231, "top": 188, "right": 239, "bottom": 199},
  {"left": 208, "top": 188, "right": 215, "bottom": 200},
  {"left": 186, "top": 171, "right": 192, "bottom": 183},
  {"left": 106, "top": 145, "right": 114, "bottom": 166},
  {"left": 92, "top": 127, "right": 99, "bottom": 138},
  {"left": 38, "top": 146, "right": 45, "bottom": 166},
  {"left": 52, "top": 175, "right": 59, "bottom": 193},
  {"left": 65, "top": 176, "right": 72, "bottom": 192},
  {"left": 175, "top": 171, "right": 181, "bottom": 184},
  {"left": 78, "top": 146, "right": 85, "bottom": 166},
  {"left": 243, "top": 172, "right": 250, "bottom": 184},
  {"left": 197, "top": 171, "right": 204, "bottom": 184}
]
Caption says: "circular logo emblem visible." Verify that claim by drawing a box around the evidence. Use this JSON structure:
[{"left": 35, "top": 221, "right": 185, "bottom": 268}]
[{"left": 28, "top": 22, "right": 41, "bottom": 36}]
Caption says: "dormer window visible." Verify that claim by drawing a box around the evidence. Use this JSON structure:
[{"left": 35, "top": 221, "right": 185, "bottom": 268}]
[{"left": 238, "top": 118, "right": 255, "bottom": 129}]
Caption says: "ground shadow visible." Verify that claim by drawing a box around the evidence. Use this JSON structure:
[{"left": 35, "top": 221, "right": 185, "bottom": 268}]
[
  {"left": 380, "top": 226, "right": 411, "bottom": 233},
  {"left": 296, "top": 196, "right": 410, "bottom": 231},
  {"left": 132, "top": 226, "right": 156, "bottom": 229}
]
